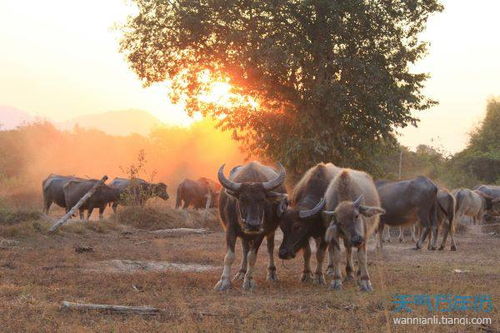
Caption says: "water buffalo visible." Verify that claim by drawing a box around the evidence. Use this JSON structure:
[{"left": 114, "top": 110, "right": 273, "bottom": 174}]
[
  {"left": 474, "top": 185, "right": 500, "bottom": 216},
  {"left": 453, "top": 188, "right": 493, "bottom": 225},
  {"left": 375, "top": 176, "right": 439, "bottom": 250},
  {"left": 64, "top": 179, "right": 120, "bottom": 220},
  {"left": 436, "top": 189, "right": 456, "bottom": 251},
  {"left": 278, "top": 162, "right": 341, "bottom": 284},
  {"left": 214, "top": 161, "right": 287, "bottom": 291},
  {"left": 109, "top": 177, "right": 169, "bottom": 212},
  {"left": 175, "top": 177, "right": 221, "bottom": 209},
  {"left": 323, "top": 169, "right": 385, "bottom": 291},
  {"left": 42, "top": 174, "right": 85, "bottom": 214}
]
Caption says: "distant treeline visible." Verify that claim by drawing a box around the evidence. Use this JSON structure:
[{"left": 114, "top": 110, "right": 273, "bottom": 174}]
[
  {"left": 0, "top": 119, "right": 245, "bottom": 204},
  {"left": 0, "top": 99, "right": 498, "bottom": 204},
  {"left": 374, "top": 99, "right": 500, "bottom": 188}
]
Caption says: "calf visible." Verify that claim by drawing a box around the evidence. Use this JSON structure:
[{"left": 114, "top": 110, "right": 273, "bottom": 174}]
[{"left": 64, "top": 179, "right": 120, "bottom": 220}]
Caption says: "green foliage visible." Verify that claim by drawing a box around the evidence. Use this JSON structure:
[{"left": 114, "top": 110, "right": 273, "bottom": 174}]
[
  {"left": 443, "top": 99, "right": 500, "bottom": 186},
  {"left": 120, "top": 0, "right": 443, "bottom": 176}
]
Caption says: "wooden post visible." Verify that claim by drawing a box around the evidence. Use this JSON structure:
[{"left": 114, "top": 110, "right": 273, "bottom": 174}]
[
  {"left": 49, "top": 176, "right": 108, "bottom": 233},
  {"left": 60, "top": 301, "right": 161, "bottom": 315}
]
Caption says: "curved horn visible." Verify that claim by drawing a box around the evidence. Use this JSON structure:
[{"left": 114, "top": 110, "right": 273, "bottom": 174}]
[
  {"left": 218, "top": 164, "right": 242, "bottom": 192},
  {"left": 299, "top": 198, "right": 326, "bottom": 219},
  {"left": 229, "top": 165, "right": 242, "bottom": 177},
  {"left": 262, "top": 163, "right": 286, "bottom": 191},
  {"left": 353, "top": 195, "right": 364, "bottom": 208}
]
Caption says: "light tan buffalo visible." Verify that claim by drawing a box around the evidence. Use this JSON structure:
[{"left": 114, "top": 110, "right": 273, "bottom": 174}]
[
  {"left": 323, "top": 169, "right": 385, "bottom": 292},
  {"left": 453, "top": 188, "right": 494, "bottom": 225}
]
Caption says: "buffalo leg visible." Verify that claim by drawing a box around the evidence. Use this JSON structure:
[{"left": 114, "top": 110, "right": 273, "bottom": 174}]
[
  {"left": 439, "top": 221, "right": 449, "bottom": 251},
  {"left": 329, "top": 238, "right": 343, "bottom": 290},
  {"left": 344, "top": 238, "right": 355, "bottom": 282},
  {"left": 313, "top": 238, "right": 327, "bottom": 285},
  {"left": 383, "top": 226, "right": 391, "bottom": 243},
  {"left": 98, "top": 206, "right": 105, "bottom": 220},
  {"left": 243, "top": 236, "right": 264, "bottom": 290},
  {"left": 266, "top": 232, "right": 278, "bottom": 282},
  {"left": 233, "top": 239, "right": 248, "bottom": 281},
  {"left": 79, "top": 208, "right": 85, "bottom": 221},
  {"left": 43, "top": 199, "right": 52, "bottom": 215},
  {"left": 398, "top": 226, "right": 405, "bottom": 243},
  {"left": 326, "top": 243, "right": 334, "bottom": 276},
  {"left": 301, "top": 242, "right": 313, "bottom": 282},
  {"left": 416, "top": 226, "right": 430, "bottom": 249},
  {"left": 112, "top": 202, "right": 118, "bottom": 214},
  {"left": 357, "top": 244, "right": 373, "bottom": 291},
  {"left": 87, "top": 207, "right": 94, "bottom": 221},
  {"left": 214, "top": 228, "right": 236, "bottom": 291},
  {"left": 411, "top": 224, "right": 418, "bottom": 242},
  {"left": 376, "top": 223, "right": 385, "bottom": 250}
]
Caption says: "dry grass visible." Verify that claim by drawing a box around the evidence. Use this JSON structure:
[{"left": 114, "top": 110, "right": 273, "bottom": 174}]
[
  {"left": 0, "top": 207, "right": 498, "bottom": 332},
  {"left": 115, "top": 206, "right": 222, "bottom": 231}
]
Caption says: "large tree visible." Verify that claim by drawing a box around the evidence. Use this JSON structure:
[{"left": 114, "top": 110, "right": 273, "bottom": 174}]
[{"left": 120, "top": 0, "right": 442, "bottom": 176}]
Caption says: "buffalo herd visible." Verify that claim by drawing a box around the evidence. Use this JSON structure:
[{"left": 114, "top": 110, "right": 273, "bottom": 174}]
[{"left": 42, "top": 161, "right": 500, "bottom": 292}]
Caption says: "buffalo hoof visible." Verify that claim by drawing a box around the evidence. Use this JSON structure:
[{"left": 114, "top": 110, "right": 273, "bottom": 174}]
[
  {"left": 313, "top": 273, "right": 326, "bottom": 285},
  {"left": 429, "top": 246, "right": 437, "bottom": 251},
  {"left": 359, "top": 280, "right": 373, "bottom": 292},
  {"left": 214, "top": 278, "right": 232, "bottom": 291},
  {"left": 451, "top": 245, "right": 457, "bottom": 251},
  {"left": 242, "top": 278, "right": 256, "bottom": 291},
  {"left": 399, "top": 238, "right": 404, "bottom": 243},
  {"left": 233, "top": 271, "right": 246, "bottom": 281},
  {"left": 326, "top": 266, "right": 334, "bottom": 277},
  {"left": 329, "top": 279, "right": 342, "bottom": 290},
  {"left": 266, "top": 269, "right": 278, "bottom": 282},
  {"left": 438, "top": 246, "right": 444, "bottom": 251},
  {"left": 344, "top": 273, "right": 355, "bottom": 282},
  {"left": 300, "top": 271, "right": 313, "bottom": 283}
]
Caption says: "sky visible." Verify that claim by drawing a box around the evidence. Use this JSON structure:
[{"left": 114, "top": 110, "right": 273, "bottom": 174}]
[{"left": 0, "top": 0, "right": 499, "bottom": 153}]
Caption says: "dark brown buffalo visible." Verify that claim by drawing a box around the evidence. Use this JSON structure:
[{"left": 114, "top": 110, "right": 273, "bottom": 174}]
[
  {"left": 375, "top": 176, "right": 439, "bottom": 250},
  {"left": 42, "top": 174, "right": 85, "bottom": 214},
  {"left": 63, "top": 179, "right": 120, "bottom": 220},
  {"left": 214, "top": 161, "right": 287, "bottom": 291},
  {"left": 109, "top": 177, "right": 169, "bottom": 212},
  {"left": 278, "top": 163, "right": 341, "bottom": 284},
  {"left": 175, "top": 177, "right": 221, "bottom": 209}
]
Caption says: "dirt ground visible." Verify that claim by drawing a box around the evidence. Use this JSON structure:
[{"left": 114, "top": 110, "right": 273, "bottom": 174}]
[{"left": 0, "top": 210, "right": 498, "bottom": 332}]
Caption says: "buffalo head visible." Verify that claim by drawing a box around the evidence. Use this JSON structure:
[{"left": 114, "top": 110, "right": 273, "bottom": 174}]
[
  {"left": 152, "top": 183, "right": 169, "bottom": 200},
  {"left": 218, "top": 163, "right": 286, "bottom": 234},
  {"left": 324, "top": 195, "right": 385, "bottom": 247},
  {"left": 278, "top": 198, "right": 325, "bottom": 260}
]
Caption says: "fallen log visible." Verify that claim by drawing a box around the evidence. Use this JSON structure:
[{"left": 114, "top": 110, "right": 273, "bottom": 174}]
[
  {"left": 150, "top": 228, "right": 211, "bottom": 236},
  {"left": 49, "top": 176, "right": 108, "bottom": 233},
  {"left": 60, "top": 301, "right": 162, "bottom": 315}
]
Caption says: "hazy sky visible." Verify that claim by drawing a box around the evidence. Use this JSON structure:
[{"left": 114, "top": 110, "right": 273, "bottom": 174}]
[{"left": 0, "top": 0, "right": 499, "bottom": 153}]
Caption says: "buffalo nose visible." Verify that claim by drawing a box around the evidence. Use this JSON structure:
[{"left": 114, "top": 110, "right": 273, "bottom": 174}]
[
  {"left": 351, "top": 235, "right": 364, "bottom": 246},
  {"left": 246, "top": 223, "right": 260, "bottom": 232}
]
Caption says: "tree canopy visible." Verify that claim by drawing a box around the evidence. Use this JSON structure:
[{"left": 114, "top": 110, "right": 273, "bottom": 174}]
[{"left": 120, "top": 0, "right": 443, "bottom": 176}]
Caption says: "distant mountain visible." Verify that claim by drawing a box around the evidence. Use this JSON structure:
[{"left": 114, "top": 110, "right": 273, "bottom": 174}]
[
  {"left": 0, "top": 105, "right": 35, "bottom": 130},
  {"left": 62, "top": 109, "right": 163, "bottom": 136}
]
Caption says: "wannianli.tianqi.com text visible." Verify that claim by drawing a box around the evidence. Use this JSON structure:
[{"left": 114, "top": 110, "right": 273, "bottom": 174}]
[{"left": 392, "top": 316, "right": 492, "bottom": 325}]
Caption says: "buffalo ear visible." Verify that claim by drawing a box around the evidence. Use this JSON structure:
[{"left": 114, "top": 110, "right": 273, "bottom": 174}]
[
  {"left": 359, "top": 205, "right": 385, "bottom": 217},
  {"left": 224, "top": 189, "right": 239, "bottom": 199},
  {"left": 276, "top": 198, "right": 288, "bottom": 217}
]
